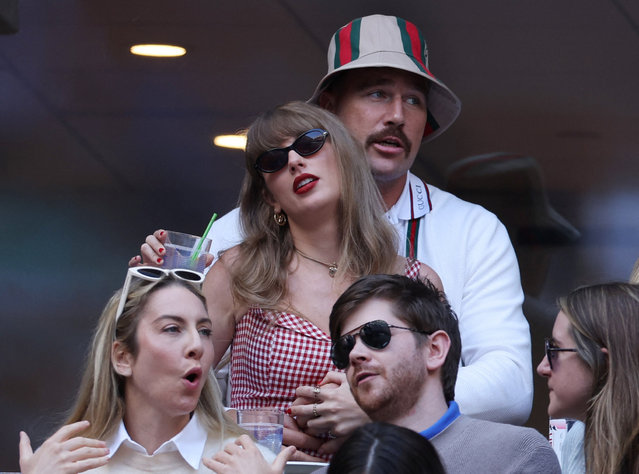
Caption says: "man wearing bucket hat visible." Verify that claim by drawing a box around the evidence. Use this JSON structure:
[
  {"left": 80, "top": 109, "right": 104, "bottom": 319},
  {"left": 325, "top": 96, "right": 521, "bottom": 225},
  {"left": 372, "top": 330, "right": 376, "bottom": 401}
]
[
  {"left": 289, "top": 15, "right": 531, "bottom": 445},
  {"left": 134, "top": 14, "right": 532, "bottom": 436}
]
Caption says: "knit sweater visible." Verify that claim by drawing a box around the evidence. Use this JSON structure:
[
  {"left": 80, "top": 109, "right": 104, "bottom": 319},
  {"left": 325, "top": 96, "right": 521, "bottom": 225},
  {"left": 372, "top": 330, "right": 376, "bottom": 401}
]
[
  {"left": 87, "top": 432, "right": 272, "bottom": 473},
  {"left": 430, "top": 415, "right": 561, "bottom": 473}
]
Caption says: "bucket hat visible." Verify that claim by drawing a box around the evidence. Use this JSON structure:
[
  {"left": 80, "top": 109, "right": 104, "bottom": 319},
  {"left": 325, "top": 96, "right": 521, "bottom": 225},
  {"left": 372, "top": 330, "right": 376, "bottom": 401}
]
[{"left": 309, "top": 14, "right": 462, "bottom": 143}]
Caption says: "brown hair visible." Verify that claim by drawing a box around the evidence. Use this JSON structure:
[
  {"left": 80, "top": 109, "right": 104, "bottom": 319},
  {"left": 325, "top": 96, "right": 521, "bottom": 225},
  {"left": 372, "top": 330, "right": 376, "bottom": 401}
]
[
  {"left": 231, "top": 101, "right": 398, "bottom": 308},
  {"left": 559, "top": 282, "right": 639, "bottom": 474}
]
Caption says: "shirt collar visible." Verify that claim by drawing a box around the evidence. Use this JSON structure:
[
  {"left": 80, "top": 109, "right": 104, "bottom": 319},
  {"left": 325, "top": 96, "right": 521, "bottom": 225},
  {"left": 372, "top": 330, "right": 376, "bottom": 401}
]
[
  {"left": 420, "top": 400, "right": 461, "bottom": 440},
  {"left": 106, "top": 412, "right": 208, "bottom": 470},
  {"left": 386, "top": 173, "right": 432, "bottom": 224}
]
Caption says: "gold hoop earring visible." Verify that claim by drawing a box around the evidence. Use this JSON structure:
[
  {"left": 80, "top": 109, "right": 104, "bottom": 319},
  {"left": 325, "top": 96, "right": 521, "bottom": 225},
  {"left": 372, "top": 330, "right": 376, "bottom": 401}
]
[{"left": 273, "top": 210, "right": 287, "bottom": 226}]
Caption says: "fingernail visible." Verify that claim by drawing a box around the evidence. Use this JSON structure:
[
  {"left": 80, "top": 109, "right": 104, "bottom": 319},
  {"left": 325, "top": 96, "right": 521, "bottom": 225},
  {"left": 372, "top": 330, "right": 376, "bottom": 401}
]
[
  {"left": 157, "top": 258, "right": 163, "bottom": 264},
  {"left": 286, "top": 408, "right": 292, "bottom": 415},
  {"left": 159, "top": 247, "right": 165, "bottom": 254},
  {"left": 160, "top": 231, "right": 165, "bottom": 236}
]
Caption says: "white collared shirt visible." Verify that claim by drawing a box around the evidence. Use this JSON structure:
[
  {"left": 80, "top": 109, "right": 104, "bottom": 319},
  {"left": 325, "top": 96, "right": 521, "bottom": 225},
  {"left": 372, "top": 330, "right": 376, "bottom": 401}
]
[
  {"left": 106, "top": 413, "right": 207, "bottom": 470},
  {"left": 386, "top": 173, "right": 432, "bottom": 227}
]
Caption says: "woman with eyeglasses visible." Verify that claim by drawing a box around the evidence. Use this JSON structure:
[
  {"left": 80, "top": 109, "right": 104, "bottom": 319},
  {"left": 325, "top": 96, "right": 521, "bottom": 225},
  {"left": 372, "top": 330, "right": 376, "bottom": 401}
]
[
  {"left": 202, "top": 101, "right": 442, "bottom": 460},
  {"left": 18, "top": 267, "right": 291, "bottom": 473},
  {"left": 536, "top": 282, "right": 639, "bottom": 474}
]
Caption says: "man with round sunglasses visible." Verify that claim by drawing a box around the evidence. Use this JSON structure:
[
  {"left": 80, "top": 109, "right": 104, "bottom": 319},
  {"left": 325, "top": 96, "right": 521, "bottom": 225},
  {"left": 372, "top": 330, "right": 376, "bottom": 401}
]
[
  {"left": 132, "top": 14, "right": 531, "bottom": 426},
  {"left": 326, "top": 274, "right": 559, "bottom": 473}
]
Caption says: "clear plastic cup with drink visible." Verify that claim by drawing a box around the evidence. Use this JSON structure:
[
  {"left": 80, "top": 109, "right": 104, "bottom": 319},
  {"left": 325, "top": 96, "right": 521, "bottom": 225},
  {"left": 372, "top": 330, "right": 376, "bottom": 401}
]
[
  {"left": 236, "top": 408, "right": 284, "bottom": 455},
  {"left": 161, "top": 230, "right": 211, "bottom": 272}
]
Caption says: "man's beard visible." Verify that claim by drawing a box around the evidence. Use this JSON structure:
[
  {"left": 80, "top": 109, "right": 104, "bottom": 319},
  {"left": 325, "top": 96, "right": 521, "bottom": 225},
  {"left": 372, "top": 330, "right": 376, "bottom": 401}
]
[{"left": 353, "top": 358, "right": 427, "bottom": 422}]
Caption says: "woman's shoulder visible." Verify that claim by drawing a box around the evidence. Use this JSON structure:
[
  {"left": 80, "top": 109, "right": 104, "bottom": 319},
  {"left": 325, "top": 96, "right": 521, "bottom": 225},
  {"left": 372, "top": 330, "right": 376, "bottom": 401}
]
[
  {"left": 216, "top": 244, "right": 242, "bottom": 266},
  {"left": 203, "top": 245, "right": 249, "bottom": 320},
  {"left": 206, "top": 245, "right": 244, "bottom": 282},
  {"left": 393, "top": 256, "right": 443, "bottom": 292},
  {"left": 418, "top": 261, "right": 443, "bottom": 291}
]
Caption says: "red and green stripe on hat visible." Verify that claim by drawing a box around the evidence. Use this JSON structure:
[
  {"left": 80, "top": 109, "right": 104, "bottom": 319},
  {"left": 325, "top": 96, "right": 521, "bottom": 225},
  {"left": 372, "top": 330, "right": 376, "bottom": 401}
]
[{"left": 330, "top": 16, "right": 442, "bottom": 137}]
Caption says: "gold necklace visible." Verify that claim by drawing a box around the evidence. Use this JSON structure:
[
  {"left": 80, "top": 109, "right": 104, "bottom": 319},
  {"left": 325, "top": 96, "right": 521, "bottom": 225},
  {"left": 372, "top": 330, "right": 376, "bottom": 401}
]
[{"left": 295, "top": 248, "right": 338, "bottom": 278}]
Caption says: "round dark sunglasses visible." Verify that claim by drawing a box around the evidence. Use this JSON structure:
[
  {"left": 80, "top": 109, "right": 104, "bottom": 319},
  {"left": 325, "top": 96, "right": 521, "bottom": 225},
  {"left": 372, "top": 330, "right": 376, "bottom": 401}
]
[
  {"left": 331, "top": 319, "right": 432, "bottom": 369},
  {"left": 254, "top": 128, "right": 329, "bottom": 173}
]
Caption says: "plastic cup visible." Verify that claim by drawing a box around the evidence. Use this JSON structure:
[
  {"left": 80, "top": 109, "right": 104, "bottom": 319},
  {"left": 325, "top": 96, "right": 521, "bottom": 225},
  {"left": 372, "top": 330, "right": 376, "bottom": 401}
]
[
  {"left": 161, "top": 230, "right": 211, "bottom": 272},
  {"left": 236, "top": 408, "right": 284, "bottom": 455}
]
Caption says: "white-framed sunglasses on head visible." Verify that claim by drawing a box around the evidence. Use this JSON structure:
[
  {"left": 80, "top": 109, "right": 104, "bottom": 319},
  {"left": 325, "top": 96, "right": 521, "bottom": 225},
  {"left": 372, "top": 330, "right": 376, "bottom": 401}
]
[{"left": 115, "top": 266, "right": 205, "bottom": 321}]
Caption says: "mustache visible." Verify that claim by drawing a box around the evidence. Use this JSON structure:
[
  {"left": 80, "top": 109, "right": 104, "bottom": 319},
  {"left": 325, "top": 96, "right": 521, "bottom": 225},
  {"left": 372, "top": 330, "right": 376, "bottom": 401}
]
[{"left": 365, "top": 126, "right": 412, "bottom": 151}]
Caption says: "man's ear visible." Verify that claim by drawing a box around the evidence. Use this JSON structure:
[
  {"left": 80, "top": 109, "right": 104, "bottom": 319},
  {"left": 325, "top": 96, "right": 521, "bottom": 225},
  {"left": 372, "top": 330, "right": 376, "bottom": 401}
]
[
  {"left": 318, "top": 90, "right": 337, "bottom": 113},
  {"left": 112, "top": 341, "right": 133, "bottom": 377},
  {"left": 424, "top": 330, "right": 450, "bottom": 371}
]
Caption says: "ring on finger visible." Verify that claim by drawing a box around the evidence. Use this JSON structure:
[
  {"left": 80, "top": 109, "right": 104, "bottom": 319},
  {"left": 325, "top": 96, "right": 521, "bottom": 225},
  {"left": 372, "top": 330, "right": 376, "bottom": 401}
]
[
  {"left": 313, "top": 385, "right": 320, "bottom": 400},
  {"left": 313, "top": 403, "right": 320, "bottom": 418}
]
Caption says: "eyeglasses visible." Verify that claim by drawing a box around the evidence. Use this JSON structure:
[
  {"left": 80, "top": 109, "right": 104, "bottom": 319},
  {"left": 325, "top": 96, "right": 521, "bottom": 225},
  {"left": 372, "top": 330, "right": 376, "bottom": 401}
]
[
  {"left": 254, "top": 129, "right": 329, "bottom": 173},
  {"left": 115, "top": 266, "right": 205, "bottom": 321},
  {"left": 331, "top": 320, "right": 432, "bottom": 369},
  {"left": 544, "top": 337, "right": 578, "bottom": 370}
]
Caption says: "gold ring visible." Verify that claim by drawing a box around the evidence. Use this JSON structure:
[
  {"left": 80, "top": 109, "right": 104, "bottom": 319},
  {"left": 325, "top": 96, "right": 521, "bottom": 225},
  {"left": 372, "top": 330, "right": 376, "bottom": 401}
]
[{"left": 313, "top": 403, "right": 320, "bottom": 418}]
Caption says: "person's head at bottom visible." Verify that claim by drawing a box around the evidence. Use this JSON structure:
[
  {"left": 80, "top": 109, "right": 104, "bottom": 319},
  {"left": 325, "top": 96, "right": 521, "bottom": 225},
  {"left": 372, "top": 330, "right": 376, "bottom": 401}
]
[{"left": 327, "top": 421, "right": 445, "bottom": 474}]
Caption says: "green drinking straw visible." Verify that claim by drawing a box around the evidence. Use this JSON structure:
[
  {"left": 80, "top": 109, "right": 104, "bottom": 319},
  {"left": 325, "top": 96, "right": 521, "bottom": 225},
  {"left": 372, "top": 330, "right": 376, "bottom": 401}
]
[{"left": 189, "top": 213, "right": 218, "bottom": 265}]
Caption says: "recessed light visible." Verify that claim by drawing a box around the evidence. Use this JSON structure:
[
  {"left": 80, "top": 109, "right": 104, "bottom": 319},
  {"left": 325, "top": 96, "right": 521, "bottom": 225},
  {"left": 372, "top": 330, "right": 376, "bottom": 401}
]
[
  {"left": 130, "top": 44, "right": 186, "bottom": 58},
  {"left": 213, "top": 134, "right": 247, "bottom": 150}
]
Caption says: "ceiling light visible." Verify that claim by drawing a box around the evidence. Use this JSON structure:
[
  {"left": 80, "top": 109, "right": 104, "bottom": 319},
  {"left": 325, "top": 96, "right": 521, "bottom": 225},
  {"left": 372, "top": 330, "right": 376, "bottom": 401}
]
[
  {"left": 213, "top": 134, "right": 247, "bottom": 150},
  {"left": 130, "top": 44, "right": 186, "bottom": 57}
]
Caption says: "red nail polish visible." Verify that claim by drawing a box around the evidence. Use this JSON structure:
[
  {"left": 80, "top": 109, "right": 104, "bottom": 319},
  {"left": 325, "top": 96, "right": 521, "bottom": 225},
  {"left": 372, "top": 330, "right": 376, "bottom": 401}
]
[
  {"left": 157, "top": 258, "right": 163, "bottom": 264},
  {"left": 160, "top": 231, "right": 165, "bottom": 236},
  {"left": 159, "top": 247, "right": 165, "bottom": 254},
  {"left": 286, "top": 408, "right": 292, "bottom": 415}
]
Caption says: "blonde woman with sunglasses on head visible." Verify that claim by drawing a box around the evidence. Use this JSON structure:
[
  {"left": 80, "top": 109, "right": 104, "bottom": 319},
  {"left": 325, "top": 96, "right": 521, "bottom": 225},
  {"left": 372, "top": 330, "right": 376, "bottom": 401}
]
[
  {"left": 203, "top": 101, "right": 441, "bottom": 460},
  {"left": 19, "top": 267, "right": 291, "bottom": 473},
  {"left": 537, "top": 282, "right": 639, "bottom": 474}
]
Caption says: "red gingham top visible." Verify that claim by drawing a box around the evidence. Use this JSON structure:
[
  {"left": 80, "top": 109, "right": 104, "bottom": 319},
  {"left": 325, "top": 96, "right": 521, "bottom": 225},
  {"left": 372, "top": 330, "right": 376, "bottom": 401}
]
[{"left": 229, "top": 258, "right": 421, "bottom": 411}]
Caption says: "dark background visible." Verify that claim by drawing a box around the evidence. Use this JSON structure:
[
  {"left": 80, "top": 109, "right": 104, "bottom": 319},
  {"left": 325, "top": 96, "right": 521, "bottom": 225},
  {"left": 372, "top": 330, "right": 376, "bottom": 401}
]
[{"left": 1, "top": 1, "right": 638, "bottom": 469}]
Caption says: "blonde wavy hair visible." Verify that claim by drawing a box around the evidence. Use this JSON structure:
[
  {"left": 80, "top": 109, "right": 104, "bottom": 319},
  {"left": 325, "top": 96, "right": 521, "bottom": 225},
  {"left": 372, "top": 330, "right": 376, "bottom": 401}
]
[
  {"left": 231, "top": 101, "right": 398, "bottom": 308},
  {"left": 559, "top": 282, "right": 639, "bottom": 474},
  {"left": 63, "top": 277, "right": 243, "bottom": 440}
]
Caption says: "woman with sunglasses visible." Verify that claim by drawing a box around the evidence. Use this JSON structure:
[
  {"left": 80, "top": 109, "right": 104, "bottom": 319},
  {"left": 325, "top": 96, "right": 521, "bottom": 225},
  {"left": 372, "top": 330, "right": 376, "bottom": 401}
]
[
  {"left": 536, "top": 282, "right": 639, "bottom": 474},
  {"left": 19, "top": 267, "right": 290, "bottom": 473},
  {"left": 203, "top": 101, "right": 442, "bottom": 460}
]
